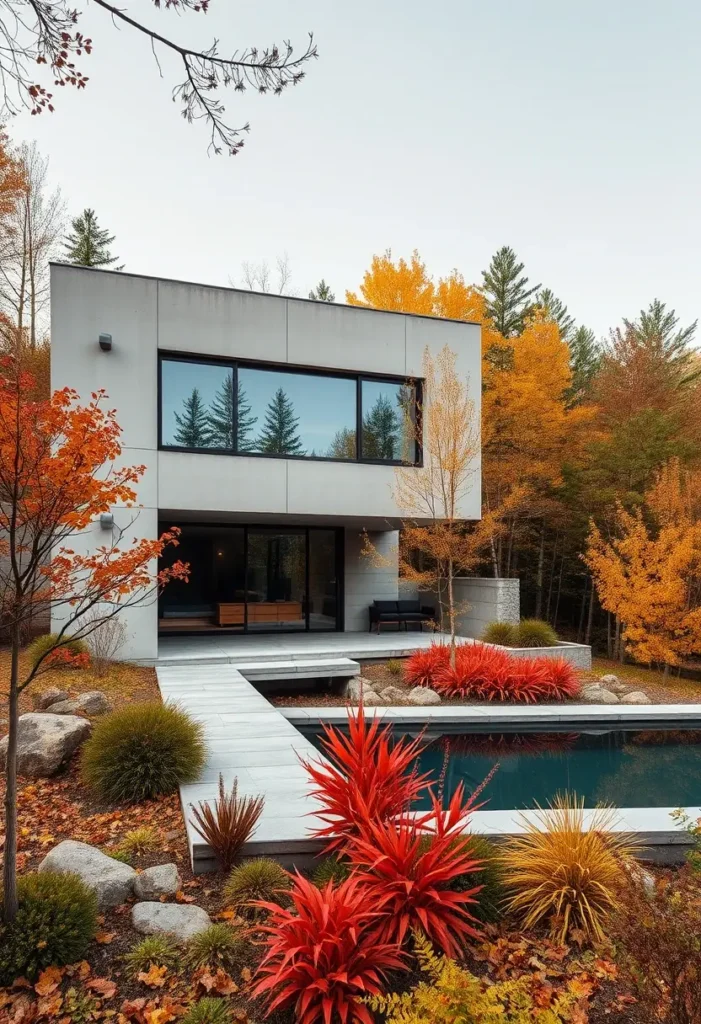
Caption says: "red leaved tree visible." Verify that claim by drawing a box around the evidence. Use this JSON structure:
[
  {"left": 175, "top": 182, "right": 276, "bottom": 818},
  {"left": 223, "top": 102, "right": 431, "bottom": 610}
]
[{"left": 0, "top": 356, "right": 188, "bottom": 919}]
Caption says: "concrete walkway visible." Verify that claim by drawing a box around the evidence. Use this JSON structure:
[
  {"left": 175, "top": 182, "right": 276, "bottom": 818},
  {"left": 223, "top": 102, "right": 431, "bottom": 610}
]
[{"left": 156, "top": 661, "right": 326, "bottom": 873}]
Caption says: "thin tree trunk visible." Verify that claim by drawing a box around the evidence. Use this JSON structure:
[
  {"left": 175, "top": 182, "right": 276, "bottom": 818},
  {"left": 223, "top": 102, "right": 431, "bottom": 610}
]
[
  {"left": 448, "top": 559, "right": 456, "bottom": 669},
  {"left": 545, "top": 533, "right": 558, "bottom": 622},
  {"left": 553, "top": 556, "right": 564, "bottom": 628},
  {"left": 505, "top": 523, "right": 514, "bottom": 577},
  {"left": 489, "top": 534, "right": 499, "bottom": 579},
  {"left": 534, "top": 526, "right": 545, "bottom": 619},
  {"left": 577, "top": 577, "right": 588, "bottom": 643},
  {"left": 3, "top": 624, "right": 21, "bottom": 921},
  {"left": 607, "top": 612, "right": 612, "bottom": 658},
  {"left": 585, "top": 583, "right": 595, "bottom": 645}
]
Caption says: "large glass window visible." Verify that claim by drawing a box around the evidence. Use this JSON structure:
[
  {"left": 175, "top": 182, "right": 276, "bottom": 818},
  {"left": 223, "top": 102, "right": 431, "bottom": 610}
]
[
  {"left": 361, "top": 379, "right": 416, "bottom": 462},
  {"left": 238, "top": 367, "right": 356, "bottom": 458},
  {"left": 160, "top": 356, "right": 418, "bottom": 464},
  {"left": 161, "top": 360, "right": 234, "bottom": 450}
]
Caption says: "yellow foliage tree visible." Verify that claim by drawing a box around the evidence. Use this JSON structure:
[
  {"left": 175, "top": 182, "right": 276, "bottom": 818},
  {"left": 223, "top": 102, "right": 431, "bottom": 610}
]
[
  {"left": 584, "top": 459, "right": 701, "bottom": 672},
  {"left": 365, "top": 345, "right": 498, "bottom": 664},
  {"left": 346, "top": 249, "right": 435, "bottom": 314}
]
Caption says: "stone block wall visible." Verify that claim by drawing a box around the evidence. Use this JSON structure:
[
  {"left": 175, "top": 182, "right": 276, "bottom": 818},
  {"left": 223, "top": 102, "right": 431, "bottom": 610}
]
[{"left": 344, "top": 529, "right": 399, "bottom": 632}]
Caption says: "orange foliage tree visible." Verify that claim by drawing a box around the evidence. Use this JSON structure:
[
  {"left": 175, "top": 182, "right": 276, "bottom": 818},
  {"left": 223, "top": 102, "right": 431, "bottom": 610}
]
[
  {"left": 584, "top": 459, "right": 701, "bottom": 673},
  {"left": 0, "top": 358, "right": 188, "bottom": 919}
]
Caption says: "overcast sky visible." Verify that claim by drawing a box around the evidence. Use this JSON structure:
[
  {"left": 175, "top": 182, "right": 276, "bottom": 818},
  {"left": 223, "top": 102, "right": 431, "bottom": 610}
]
[{"left": 8, "top": 0, "right": 701, "bottom": 339}]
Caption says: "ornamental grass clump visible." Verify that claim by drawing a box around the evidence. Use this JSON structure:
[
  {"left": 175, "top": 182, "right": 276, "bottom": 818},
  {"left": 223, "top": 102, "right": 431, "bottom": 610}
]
[
  {"left": 516, "top": 619, "right": 559, "bottom": 648},
  {"left": 223, "top": 858, "right": 291, "bottom": 918},
  {"left": 311, "top": 854, "right": 351, "bottom": 888},
  {"left": 82, "top": 700, "right": 206, "bottom": 803},
  {"left": 480, "top": 621, "right": 519, "bottom": 646},
  {"left": 181, "top": 998, "right": 232, "bottom": 1024},
  {"left": 0, "top": 872, "right": 97, "bottom": 984},
  {"left": 27, "top": 632, "right": 89, "bottom": 671},
  {"left": 347, "top": 784, "right": 483, "bottom": 957},
  {"left": 253, "top": 873, "right": 406, "bottom": 1024},
  {"left": 433, "top": 646, "right": 579, "bottom": 703},
  {"left": 501, "top": 795, "right": 636, "bottom": 944},
  {"left": 123, "top": 935, "right": 180, "bottom": 977},
  {"left": 300, "top": 704, "right": 431, "bottom": 854},
  {"left": 404, "top": 643, "right": 450, "bottom": 687},
  {"left": 190, "top": 774, "right": 264, "bottom": 871},
  {"left": 185, "top": 923, "right": 248, "bottom": 971}
]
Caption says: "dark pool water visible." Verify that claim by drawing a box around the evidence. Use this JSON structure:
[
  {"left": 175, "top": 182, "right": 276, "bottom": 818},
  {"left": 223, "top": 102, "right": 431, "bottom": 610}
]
[{"left": 299, "top": 726, "right": 701, "bottom": 809}]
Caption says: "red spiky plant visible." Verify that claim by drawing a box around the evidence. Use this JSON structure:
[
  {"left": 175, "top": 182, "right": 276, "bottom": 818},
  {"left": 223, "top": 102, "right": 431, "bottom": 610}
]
[
  {"left": 433, "top": 647, "right": 580, "bottom": 704},
  {"left": 346, "top": 784, "right": 483, "bottom": 958},
  {"left": 300, "top": 705, "right": 431, "bottom": 854},
  {"left": 434, "top": 644, "right": 512, "bottom": 699},
  {"left": 541, "top": 657, "right": 580, "bottom": 699},
  {"left": 252, "top": 873, "right": 405, "bottom": 1024},
  {"left": 403, "top": 642, "right": 451, "bottom": 686}
]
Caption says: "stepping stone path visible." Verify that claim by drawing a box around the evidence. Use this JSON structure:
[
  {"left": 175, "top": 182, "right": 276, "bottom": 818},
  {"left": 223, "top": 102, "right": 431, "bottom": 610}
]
[
  {"left": 39, "top": 839, "right": 136, "bottom": 907},
  {"left": 132, "top": 902, "right": 211, "bottom": 939},
  {"left": 0, "top": 713, "right": 91, "bottom": 777},
  {"left": 134, "top": 863, "right": 181, "bottom": 900}
]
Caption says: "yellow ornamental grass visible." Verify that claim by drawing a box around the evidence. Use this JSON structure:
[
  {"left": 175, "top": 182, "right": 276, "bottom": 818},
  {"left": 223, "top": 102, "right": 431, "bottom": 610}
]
[{"left": 501, "top": 796, "right": 637, "bottom": 944}]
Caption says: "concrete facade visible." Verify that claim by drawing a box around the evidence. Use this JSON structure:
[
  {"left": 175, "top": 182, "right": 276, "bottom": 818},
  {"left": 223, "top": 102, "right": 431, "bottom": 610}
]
[{"left": 50, "top": 265, "right": 482, "bottom": 660}]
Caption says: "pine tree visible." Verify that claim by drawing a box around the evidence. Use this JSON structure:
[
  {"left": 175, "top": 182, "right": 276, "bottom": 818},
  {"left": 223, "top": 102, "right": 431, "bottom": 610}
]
[
  {"left": 173, "top": 387, "right": 211, "bottom": 447},
  {"left": 256, "top": 387, "right": 305, "bottom": 455},
  {"left": 309, "top": 278, "right": 335, "bottom": 302},
  {"left": 63, "top": 208, "right": 121, "bottom": 268},
  {"left": 481, "top": 245, "right": 539, "bottom": 337},
  {"left": 567, "top": 325, "right": 601, "bottom": 404},
  {"left": 207, "top": 376, "right": 257, "bottom": 450},
  {"left": 536, "top": 287, "right": 575, "bottom": 340},
  {"left": 362, "top": 394, "right": 399, "bottom": 459}
]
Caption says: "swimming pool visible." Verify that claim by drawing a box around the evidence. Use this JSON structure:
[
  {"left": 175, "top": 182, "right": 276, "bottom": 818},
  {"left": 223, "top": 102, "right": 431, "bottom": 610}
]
[{"left": 299, "top": 724, "right": 701, "bottom": 810}]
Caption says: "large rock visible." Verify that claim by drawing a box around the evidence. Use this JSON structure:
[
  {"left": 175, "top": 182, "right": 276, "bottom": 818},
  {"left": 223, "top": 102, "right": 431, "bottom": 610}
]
[
  {"left": 49, "top": 691, "right": 111, "bottom": 716},
  {"left": 39, "top": 839, "right": 136, "bottom": 907},
  {"left": 345, "top": 677, "right": 382, "bottom": 705},
  {"left": 132, "top": 902, "right": 211, "bottom": 940},
  {"left": 0, "top": 713, "right": 91, "bottom": 777},
  {"left": 32, "top": 688, "right": 70, "bottom": 711},
  {"left": 620, "top": 690, "right": 651, "bottom": 704},
  {"left": 598, "top": 674, "right": 628, "bottom": 695},
  {"left": 134, "top": 863, "right": 181, "bottom": 900},
  {"left": 378, "top": 686, "right": 406, "bottom": 704},
  {"left": 580, "top": 685, "right": 619, "bottom": 705},
  {"left": 407, "top": 686, "right": 441, "bottom": 706}
]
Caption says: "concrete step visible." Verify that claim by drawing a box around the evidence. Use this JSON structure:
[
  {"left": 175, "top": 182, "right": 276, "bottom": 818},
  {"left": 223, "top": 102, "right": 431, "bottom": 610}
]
[{"left": 235, "top": 657, "right": 360, "bottom": 682}]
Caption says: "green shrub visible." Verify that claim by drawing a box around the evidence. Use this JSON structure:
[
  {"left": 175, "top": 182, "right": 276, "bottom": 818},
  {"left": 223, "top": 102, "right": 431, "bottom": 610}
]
[
  {"left": 182, "top": 998, "right": 231, "bottom": 1024},
  {"left": 81, "top": 701, "right": 206, "bottom": 803},
  {"left": 453, "top": 835, "right": 507, "bottom": 923},
  {"left": 223, "top": 858, "right": 291, "bottom": 916},
  {"left": 123, "top": 935, "right": 180, "bottom": 977},
  {"left": 480, "top": 622, "right": 518, "bottom": 646},
  {"left": 516, "top": 619, "right": 558, "bottom": 648},
  {"left": 311, "top": 855, "right": 351, "bottom": 888},
  {"left": 186, "top": 924, "right": 247, "bottom": 971},
  {"left": 386, "top": 658, "right": 403, "bottom": 676},
  {"left": 0, "top": 871, "right": 97, "bottom": 983},
  {"left": 26, "top": 632, "right": 89, "bottom": 671},
  {"left": 116, "top": 826, "right": 161, "bottom": 858}
]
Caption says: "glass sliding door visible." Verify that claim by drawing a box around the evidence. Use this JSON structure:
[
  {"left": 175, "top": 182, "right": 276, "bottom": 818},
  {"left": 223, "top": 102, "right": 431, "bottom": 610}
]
[
  {"left": 246, "top": 529, "right": 306, "bottom": 632},
  {"left": 158, "top": 523, "right": 342, "bottom": 633}
]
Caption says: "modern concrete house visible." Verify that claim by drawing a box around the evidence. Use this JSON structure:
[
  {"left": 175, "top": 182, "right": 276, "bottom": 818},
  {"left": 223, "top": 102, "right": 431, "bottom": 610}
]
[{"left": 50, "top": 264, "right": 482, "bottom": 663}]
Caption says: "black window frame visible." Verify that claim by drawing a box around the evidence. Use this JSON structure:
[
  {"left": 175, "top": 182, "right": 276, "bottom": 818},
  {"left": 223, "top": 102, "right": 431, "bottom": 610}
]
[{"left": 158, "top": 351, "right": 423, "bottom": 467}]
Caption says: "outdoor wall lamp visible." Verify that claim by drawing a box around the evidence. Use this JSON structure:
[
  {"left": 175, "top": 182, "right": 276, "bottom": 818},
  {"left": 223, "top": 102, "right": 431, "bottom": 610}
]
[
  {"left": 99, "top": 512, "right": 114, "bottom": 530},
  {"left": 99, "top": 333, "right": 112, "bottom": 352}
]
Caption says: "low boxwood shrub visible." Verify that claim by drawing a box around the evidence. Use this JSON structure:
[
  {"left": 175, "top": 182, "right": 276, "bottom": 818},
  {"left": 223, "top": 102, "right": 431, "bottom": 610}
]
[
  {"left": 0, "top": 871, "right": 97, "bottom": 983},
  {"left": 26, "top": 632, "right": 89, "bottom": 671},
  {"left": 516, "top": 619, "right": 558, "bottom": 648},
  {"left": 223, "top": 858, "right": 291, "bottom": 917},
  {"left": 480, "top": 622, "right": 518, "bottom": 647},
  {"left": 81, "top": 701, "right": 206, "bottom": 803}
]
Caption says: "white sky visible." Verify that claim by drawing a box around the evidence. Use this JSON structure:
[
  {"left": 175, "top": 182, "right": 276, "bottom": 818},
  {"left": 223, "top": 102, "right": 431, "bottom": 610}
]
[{"left": 7, "top": 0, "right": 701, "bottom": 339}]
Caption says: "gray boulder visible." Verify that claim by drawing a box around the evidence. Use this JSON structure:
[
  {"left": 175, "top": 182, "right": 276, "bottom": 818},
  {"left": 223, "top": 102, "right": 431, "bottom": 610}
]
[
  {"left": 378, "top": 686, "right": 406, "bottom": 703},
  {"left": 345, "top": 677, "right": 382, "bottom": 705},
  {"left": 407, "top": 686, "right": 441, "bottom": 706},
  {"left": 134, "top": 863, "right": 181, "bottom": 900},
  {"left": 598, "top": 674, "right": 628, "bottom": 695},
  {"left": 580, "top": 685, "right": 619, "bottom": 705},
  {"left": 132, "top": 902, "right": 211, "bottom": 940},
  {"left": 39, "top": 839, "right": 136, "bottom": 907},
  {"left": 49, "top": 691, "right": 111, "bottom": 716},
  {"left": 32, "top": 688, "right": 69, "bottom": 711},
  {"left": 620, "top": 690, "right": 651, "bottom": 704},
  {"left": 0, "top": 713, "right": 91, "bottom": 777}
]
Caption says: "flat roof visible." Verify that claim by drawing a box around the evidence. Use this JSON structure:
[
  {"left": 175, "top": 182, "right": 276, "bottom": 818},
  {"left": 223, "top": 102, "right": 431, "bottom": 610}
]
[{"left": 49, "top": 262, "right": 482, "bottom": 327}]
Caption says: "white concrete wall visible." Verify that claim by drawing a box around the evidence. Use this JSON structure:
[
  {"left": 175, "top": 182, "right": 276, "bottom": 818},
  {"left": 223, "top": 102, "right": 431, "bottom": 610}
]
[
  {"left": 344, "top": 530, "right": 399, "bottom": 632},
  {"left": 50, "top": 265, "right": 482, "bottom": 657},
  {"left": 401, "top": 577, "right": 520, "bottom": 639}
]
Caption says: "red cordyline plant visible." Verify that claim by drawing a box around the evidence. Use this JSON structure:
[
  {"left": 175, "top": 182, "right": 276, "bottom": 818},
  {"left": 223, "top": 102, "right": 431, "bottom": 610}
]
[
  {"left": 433, "top": 647, "right": 579, "bottom": 703},
  {"left": 300, "top": 704, "right": 431, "bottom": 854},
  {"left": 347, "top": 783, "right": 483, "bottom": 958},
  {"left": 404, "top": 642, "right": 451, "bottom": 687},
  {"left": 252, "top": 872, "right": 406, "bottom": 1024}
]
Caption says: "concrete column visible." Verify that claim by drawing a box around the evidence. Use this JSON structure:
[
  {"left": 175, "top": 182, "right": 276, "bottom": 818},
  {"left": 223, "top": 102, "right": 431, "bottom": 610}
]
[{"left": 343, "top": 529, "right": 399, "bottom": 632}]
